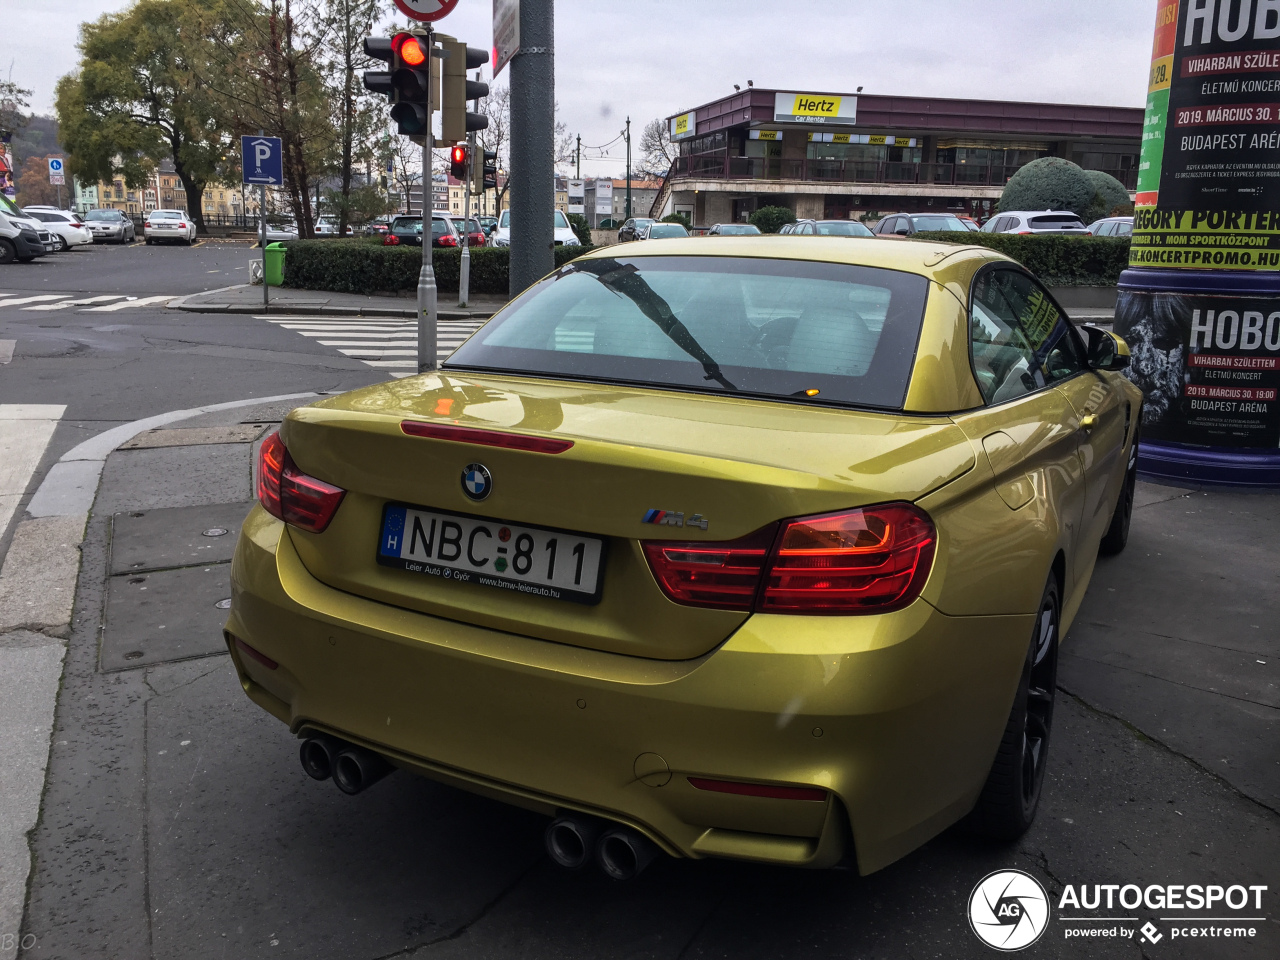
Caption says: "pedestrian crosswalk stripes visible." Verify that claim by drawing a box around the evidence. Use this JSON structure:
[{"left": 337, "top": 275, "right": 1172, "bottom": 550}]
[
  {"left": 257, "top": 315, "right": 485, "bottom": 373},
  {"left": 0, "top": 294, "right": 177, "bottom": 312}
]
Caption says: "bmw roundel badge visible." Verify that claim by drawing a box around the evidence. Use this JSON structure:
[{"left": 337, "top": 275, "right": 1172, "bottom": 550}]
[{"left": 461, "top": 463, "right": 492, "bottom": 501}]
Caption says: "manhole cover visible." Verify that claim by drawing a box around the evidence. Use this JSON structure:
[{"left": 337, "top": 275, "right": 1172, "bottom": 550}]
[
  {"left": 215, "top": 598, "right": 232, "bottom": 609},
  {"left": 203, "top": 528, "right": 229, "bottom": 537}
]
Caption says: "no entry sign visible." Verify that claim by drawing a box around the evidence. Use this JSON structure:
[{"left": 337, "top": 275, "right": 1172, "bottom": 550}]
[{"left": 394, "top": 0, "right": 459, "bottom": 21}]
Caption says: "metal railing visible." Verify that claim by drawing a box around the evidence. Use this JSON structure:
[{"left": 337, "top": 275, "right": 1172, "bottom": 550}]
[{"left": 672, "top": 154, "right": 1138, "bottom": 190}]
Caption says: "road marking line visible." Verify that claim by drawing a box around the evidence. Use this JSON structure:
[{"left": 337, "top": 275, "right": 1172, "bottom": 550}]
[
  {"left": 0, "top": 404, "right": 66, "bottom": 547},
  {"left": 83, "top": 295, "right": 177, "bottom": 312},
  {"left": 361, "top": 359, "right": 418, "bottom": 368},
  {"left": 0, "top": 295, "right": 69, "bottom": 308},
  {"left": 24, "top": 295, "right": 128, "bottom": 311},
  {"left": 0, "top": 340, "right": 13, "bottom": 364}
]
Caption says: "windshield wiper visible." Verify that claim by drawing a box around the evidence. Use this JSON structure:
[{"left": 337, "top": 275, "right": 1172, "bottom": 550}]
[{"left": 567, "top": 259, "right": 738, "bottom": 391}]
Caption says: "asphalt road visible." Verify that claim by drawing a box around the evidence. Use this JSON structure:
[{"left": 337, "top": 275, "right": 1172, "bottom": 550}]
[
  {"left": 1, "top": 238, "right": 262, "bottom": 296},
  {"left": 2, "top": 254, "right": 1277, "bottom": 959}
]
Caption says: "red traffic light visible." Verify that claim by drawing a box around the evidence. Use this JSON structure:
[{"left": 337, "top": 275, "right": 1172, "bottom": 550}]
[
  {"left": 393, "top": 33, "right": 427, "bottom": 66},
  {"left": 449, "top": 144, "right": 469, "bottom": 180}
]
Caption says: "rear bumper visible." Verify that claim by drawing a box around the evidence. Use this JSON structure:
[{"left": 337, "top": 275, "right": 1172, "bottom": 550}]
[{"left": 228, "top": 506, "right": 1032, "bottom": 875}]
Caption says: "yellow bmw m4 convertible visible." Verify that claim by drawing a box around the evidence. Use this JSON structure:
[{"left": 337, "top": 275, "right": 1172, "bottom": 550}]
[{"left": 227, "top": 237, "right": 1141, "bottom": 879}]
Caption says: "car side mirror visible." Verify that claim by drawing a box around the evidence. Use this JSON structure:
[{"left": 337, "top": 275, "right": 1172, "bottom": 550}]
[
  {"left": 1083, "top": 325, "right": 1130, "bottom": 371},
  {"left": 895, "top": 227, "right": 909, "bottom": 236}
]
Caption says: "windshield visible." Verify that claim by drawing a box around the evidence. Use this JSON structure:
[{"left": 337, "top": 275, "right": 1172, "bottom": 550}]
[
  {"left": 446, "top": 255, "right": 929, "bottom": 410},
  {"left": 554, "top": 211, "right": 569, "bottom": 228},
  {"left": 815, "top": 221, "right": 874, "bottom": 237},
  {"left": 910, "top": 215, "right": 968, "bottom": 231},
  {"left": 717, "top": 224, "right": 760, "bottom": 235},
  {"left": 647, "top": 224, "right": 688, "bottom": 238},
  {"left": 0, "top": 193, "right": 22, "bottom": 217},
  {"left": 84, "top": 210, "right": 120, "bottom": 220}
]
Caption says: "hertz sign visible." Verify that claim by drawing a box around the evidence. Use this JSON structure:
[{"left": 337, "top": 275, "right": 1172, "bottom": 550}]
[{"left": 774, "top": 91, "right": 857, "bottom": 124}]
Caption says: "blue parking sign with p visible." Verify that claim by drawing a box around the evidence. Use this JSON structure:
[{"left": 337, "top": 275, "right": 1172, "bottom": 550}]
[{"left": 241, "top": 136, "right": 283, "bottom": 186}]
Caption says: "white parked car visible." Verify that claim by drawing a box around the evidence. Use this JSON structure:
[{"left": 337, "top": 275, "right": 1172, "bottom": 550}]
[
  {"left": 144, "top": 209, "right": 197, "bottom": 245},
  {"left": 980, "top": 210, "right": 1090, "bottom": 235},
  {"left": 489, "top": 209, "right": 580, "bottom": 247},
  {"left": 263, "top": 221, "right": 299, "bottom": 242},
  {"left": 314, "top": 218, "right": 354, "bottom": 237},
  {"left": 21, "top": 207, "right": 93, "bottom": 251}
]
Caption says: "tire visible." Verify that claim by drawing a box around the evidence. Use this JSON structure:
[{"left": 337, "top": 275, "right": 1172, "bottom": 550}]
[
  {"left": 55, "top": 236, "right": 68, "bottom": 252},
  {"left": 969, "top": 576, "right": 1059, "bottom": 840},
  {"left": 0, "top": 238, "right": 15, "bottom": 265},
  {"left": 1099, "top": 420, "right": 1140, "bottom": 556},
  {"left": 145, "top": 238, "right": 153, "bottom": 246}
]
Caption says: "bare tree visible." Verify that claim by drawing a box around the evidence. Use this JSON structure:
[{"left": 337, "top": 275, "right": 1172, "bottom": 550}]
[
  {"left": 638, "top": 117, "right": 674, "bottom": 180},
  {"left": 320, "top": 0, "right": 380, "bottom": 236},
  {"left": 475, "top": 84, "right": 512, "bottom": 215}
]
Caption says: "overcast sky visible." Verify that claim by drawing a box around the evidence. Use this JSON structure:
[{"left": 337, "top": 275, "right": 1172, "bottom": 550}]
[{"left": 6, "top": 0, "right": 1152, "bottom": 173}]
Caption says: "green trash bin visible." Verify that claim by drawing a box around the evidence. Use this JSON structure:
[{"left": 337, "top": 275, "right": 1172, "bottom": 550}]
[{"left": 263, "top": 242, "right": 286, "bottom": 286}]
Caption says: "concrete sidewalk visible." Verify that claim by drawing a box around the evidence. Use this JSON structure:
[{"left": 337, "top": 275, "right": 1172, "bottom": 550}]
[{"left": 171, "top": 283, "right": 509, "bottom": 320}]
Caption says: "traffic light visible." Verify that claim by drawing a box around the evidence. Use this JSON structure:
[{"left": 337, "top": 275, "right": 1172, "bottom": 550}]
[
  {"left": 480, "top": 149, "right": 498, "bottom": 191},
  {"left": 439, "top": 37, "right": 490, "bottom": 144},
  {"left": 449, "top": 144, "right": 468, "bottom": 181},
  {"left": 363, "top": 32, "right": 435, "bottom": 140}
]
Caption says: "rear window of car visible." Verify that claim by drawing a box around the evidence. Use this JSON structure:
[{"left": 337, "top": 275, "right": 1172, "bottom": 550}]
[
  {"left": 1028, "top": 215, "right": 1085, "bottom": 228},
  {"left": 85, "top": 210, "right": 120, "bottom": 220},
  {"left": 815, "top": 221, "right": 873, "bottom": 236},
  {"left": 446, "top": 255, "right": 929, "bottom": 410},
  {"left": 911, "top": 215, "right": 968, "bottom": 231},
  {"left": 151, "top": 210, "right": 181, "bottom": 219},
  {"left": 393, "top": 217, "right": 421, "bottom": 231},
  {"left": 717, "top": 224, "right": 760, "bottom": 235}
]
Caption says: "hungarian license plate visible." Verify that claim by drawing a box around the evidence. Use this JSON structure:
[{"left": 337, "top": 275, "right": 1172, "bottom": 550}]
[{"left": 377, "top": 504, "right": 606, "bottom": 605}]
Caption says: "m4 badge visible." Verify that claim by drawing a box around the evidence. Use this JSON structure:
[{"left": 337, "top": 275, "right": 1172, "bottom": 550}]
[{"left": 641, "top": 509, "right": 709, "bottom": 531}]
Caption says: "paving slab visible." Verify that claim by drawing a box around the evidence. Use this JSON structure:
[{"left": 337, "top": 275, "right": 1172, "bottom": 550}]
[
  {"left": 100, "top": 564, "right": 232, "bottom": 671},
  {"left": 109, "top": 502, "right": 252, "bottom": 575},
  {"left": 118, "top": 425, "right": 266, "bottom": 449},
  {"left": 96, "top": 444, "right": 252, "bottom": 514},
  {"left": 1061, "top": 483, "right": 1280, "bottom": 813},
  {"left": 0, "top": 517, "right": 85, "bottom": 636}
]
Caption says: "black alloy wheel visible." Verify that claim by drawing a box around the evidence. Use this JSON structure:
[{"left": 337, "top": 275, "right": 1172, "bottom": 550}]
[{"left": 969, "top": 577, "right": 1060, "bottom": 839}]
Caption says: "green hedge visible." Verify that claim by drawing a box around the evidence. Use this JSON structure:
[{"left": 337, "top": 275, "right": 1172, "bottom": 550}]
[
  {"left": 280, "top": 239, "right": 591, "bottom": 294},
  {"left": 912, "top": 232, "right": 1130, "bottom": 286}
]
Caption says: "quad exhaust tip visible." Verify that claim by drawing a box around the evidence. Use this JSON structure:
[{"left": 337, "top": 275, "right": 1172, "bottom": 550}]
[
  {"left": 299, "top": 733, "right": 393, "bottom": 795},
  {"left": 545, "top": 815, "right": 661, "bottom": 880}
]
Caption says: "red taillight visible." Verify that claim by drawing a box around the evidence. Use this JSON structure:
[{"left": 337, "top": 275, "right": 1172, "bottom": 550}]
[
  {"left": 256, "top": 432, "right": 346, "bottom": 533},
  {"left": 760, "top": 504, "right": 935, "bottom": 613},
  {"left": 643, "top": 502, "right": 935, "bottom": 615},
  {"left": 688, "top": 777, "right": 827, "bottom": 802},
  {"left": 438, "top": 234, "right": 457, "bottom": 246},
  {"left": 144, "top": 222, "right": 152, "bottom": 228},
  {"left": 178, "top": 222, "right": 187, "bottom": 228},
  {"left": 642, "top": 526, "right": 776, "bottom": 610},
  {"left": 383, "top": 234, "right": 400, "bottom": 245},
  {"left": 400, "top": 420, "right": 574, "bottom": 454}
]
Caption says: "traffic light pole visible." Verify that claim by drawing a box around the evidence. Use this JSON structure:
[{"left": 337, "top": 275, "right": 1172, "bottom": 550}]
[
  {"left": 417, "top": 27, "right": 437, "bottom": 374},
  {"left": 508, "top": 0, "right": 554, "bottom": 297},
  {"left": 459, "top": 128, "right": 474, "bottom": 308}
]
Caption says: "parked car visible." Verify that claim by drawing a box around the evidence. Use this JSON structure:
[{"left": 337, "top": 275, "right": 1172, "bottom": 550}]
[
  {"left": 144, "top": 209, "right": 197, "bottom": 245},
  {"left": 872, "top": 213, "right": 975, "bottom": 236},
  {"left": 478, "top": 215, "right": 498, "bottom": 235},
  {"left": 22, "top": 207, "right": 93, "bottom": 251},
  {"left": 490, "top": 209, "right": 581, "bottom": 247},
  {"left": 617, "top": 217, "right": 656, "bottom": 242},
  {"left": 707, "top": 223, "right": 762, "bottom": 236},
  {"left": 982, "top": 211, "right": 1090, "bottom": 235},
  {"left": 778, "top": 222, "right": 797, "bottom": 235},
  {"left": 385, "top": 215, "right": 425, "bottom": 246},
  {"left": 640, "top": 222, "right": 690, "bottom": 240},
  {"left": 314, "top": 218, "right": 355, "bottom": 237},
  {"left": 790, "top": 219, "right": 876, "bottom": 237},
  {"left": 1088, "top": 216, "right": 1134, "bottom": 237},
  {"left": 363, "top": 220, "right": 391, "bottom": 236},
  {"left": 0, "top": 193, "right": 49, "bottom": 262},
  {"left": 956, "top": 216, "right": 982, "bottom": 231},
  {"left": 441, "top": 215, "right": 487, "bottom": 247},
  {"left": 263, "top": 221, "right": 299, "bottom": 242},
  {"left": 83, "top": 208, "right": 136, "bottom": 243},
  {"left": 231, "top": 236, "right": 1141, "bottom": 879}
]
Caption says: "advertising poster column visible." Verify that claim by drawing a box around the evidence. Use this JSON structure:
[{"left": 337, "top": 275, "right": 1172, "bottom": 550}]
[{"left": 1116, "top": 0, "right": 1280, "bottom": 485}]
